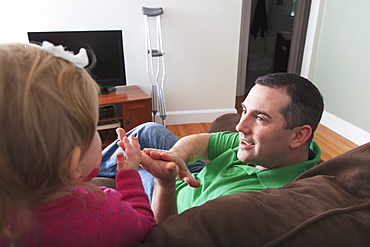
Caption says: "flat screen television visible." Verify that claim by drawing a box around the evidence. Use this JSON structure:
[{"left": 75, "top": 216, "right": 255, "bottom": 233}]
[{"left": 28, "top": 30, "right": 127, "bottom": 94}]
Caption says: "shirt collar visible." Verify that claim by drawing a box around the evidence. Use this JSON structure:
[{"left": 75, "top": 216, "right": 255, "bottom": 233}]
[
  {"left": 237, "top": 141, "right": 321, "bottom": 189},
  {"left": 258, "top": 141, "right": 321, "bottom": 188}
]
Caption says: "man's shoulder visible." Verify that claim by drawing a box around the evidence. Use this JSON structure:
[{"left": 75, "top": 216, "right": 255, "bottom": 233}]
[
  {"left": 208, "top": 131, "right": 240, "bottom": 157},
  {"left": 210, "top": 131, "right": 239, "bottom": 142}
]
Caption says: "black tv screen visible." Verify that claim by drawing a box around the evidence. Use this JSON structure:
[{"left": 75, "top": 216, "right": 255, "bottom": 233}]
[{"left": 28, "top": 30, "right": 126, "bottom": 93}]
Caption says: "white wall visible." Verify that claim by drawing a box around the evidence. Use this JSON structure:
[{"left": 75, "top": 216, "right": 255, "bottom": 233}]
[
  {"left": 1, "top": 0, "right": 242, "bottom": 124},
  {"left": 302, "top": 0, "right": 370, "bottom": 145}
]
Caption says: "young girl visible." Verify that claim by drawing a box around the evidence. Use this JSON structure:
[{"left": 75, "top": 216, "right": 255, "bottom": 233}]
[{"left": 0, "top": 43, "right": 155, "bottom": 246}]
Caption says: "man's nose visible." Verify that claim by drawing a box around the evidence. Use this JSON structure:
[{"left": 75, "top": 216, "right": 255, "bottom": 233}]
[{"left": 235, "top": 115, "right": 252, "bottom": 134}]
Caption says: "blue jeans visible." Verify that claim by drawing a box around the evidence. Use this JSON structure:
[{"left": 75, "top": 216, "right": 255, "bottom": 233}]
[{"left": 98, "top": 122, "right": 206, "bottom": 203}]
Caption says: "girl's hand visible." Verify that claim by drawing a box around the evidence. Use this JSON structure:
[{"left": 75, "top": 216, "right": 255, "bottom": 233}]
[{"left": 115, "top": 128, "right": 141, "bottom": 171}]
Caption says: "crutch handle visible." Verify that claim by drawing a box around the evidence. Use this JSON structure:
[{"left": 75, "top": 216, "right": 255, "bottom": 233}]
[
  {"left": 142, "top": 7, "right": 163, "bottom": 16},
  {"left": 149, "top": 49, "right": 164, "bottom": 57}
]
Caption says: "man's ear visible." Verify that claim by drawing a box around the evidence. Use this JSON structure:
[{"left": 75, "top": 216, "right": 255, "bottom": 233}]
[
  {"left": 290, "top": 125, "right": 312, "bottom": 149},
  {"left": 68, "top": 147, "right": 82, "bottom": 180}
]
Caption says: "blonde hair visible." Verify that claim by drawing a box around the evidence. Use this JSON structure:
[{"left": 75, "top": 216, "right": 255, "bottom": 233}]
[{"left": 0, "top": 43, "right": 101, "bottom": 244}]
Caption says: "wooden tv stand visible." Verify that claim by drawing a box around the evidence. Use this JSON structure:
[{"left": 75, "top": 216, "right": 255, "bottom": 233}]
[{"left": 98, "top": 85, "right": 152, "bottom": 148}]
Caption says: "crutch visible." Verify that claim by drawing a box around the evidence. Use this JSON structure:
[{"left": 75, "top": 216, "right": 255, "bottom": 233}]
[{"left": 142, "top": 6, "right": 167, "bottom": 126}]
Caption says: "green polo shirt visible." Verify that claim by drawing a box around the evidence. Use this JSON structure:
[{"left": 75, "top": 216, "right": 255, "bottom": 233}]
[{"left": 176, "top": 131, "right": 321, "bottom": 213}]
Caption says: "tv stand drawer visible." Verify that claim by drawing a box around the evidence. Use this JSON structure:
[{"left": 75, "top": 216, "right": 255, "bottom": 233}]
[{"left": 98, "top": 85, "right": 152, "bottom": 148}]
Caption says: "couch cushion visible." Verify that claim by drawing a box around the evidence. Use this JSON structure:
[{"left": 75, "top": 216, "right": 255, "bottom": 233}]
[
  {"left": 137, "top": 143, "right": 370, "bottom": 247},
  {"left": 295, "top": 141, "right": 370, "bottom": 199},
  {"left": 206, "top": 113, "right": 241, "bottom": 133}
]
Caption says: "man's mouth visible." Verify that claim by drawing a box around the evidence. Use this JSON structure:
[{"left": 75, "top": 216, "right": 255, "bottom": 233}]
[{"left": 240, "top": 140, "right": 255, "bottom": 147}]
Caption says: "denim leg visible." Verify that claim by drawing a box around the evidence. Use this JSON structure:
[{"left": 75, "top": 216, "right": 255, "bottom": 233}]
[{"left": 187, "top": 161, "right": 207, "bottom": 173}]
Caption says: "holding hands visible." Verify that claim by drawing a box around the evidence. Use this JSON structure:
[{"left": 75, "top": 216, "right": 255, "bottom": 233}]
[
  {"left": 141, "top": 148, "right": 200, "bottom": 188},
  {"left": 115, "top": 127, "right": 200, "bottom": 188}
]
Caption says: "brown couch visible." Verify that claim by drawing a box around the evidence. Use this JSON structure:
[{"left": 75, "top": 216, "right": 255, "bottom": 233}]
[
  {"left": 136, "top": 140, "right": 370, "bottom": 246},
  {"left": 135, "top": 114, "right": 370, "bottom": 246}
]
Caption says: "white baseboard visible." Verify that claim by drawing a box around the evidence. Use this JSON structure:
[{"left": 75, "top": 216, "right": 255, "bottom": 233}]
[
  {"left": 154, "top": 108, "right": 237, "bottom": 125},
  {"left": 320, "top": 111, "right": 370, "bottom": 146}
]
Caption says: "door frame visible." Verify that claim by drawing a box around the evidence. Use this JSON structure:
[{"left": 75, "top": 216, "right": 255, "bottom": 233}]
[
  {"left": 288, "top": 0, "right": 312, "bottom": 74},
  {"left": 236, "top": 0, "right": 252, "bottom": 96},
  {"left": 236, "top": 0, "right": 313, "bottom": 96}
]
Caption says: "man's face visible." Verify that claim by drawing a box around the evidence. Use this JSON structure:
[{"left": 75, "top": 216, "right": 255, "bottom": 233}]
[{"left": 236, "top": 84, "right": 295, "bottom": 168}]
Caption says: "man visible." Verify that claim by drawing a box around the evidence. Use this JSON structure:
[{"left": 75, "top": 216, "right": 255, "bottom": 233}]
[{"left": 99, "top": 73, "right": 324, "bottom": 222}]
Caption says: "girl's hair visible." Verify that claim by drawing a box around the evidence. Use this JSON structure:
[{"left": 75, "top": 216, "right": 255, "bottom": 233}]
[{"left": 0, "top": 43, "right": 101, "bottom": 244}]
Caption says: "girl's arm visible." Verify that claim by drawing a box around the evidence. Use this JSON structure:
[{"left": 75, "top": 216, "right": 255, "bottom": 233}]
[{"left": 110, "top": 128, "right": 156, "bottom": 244}]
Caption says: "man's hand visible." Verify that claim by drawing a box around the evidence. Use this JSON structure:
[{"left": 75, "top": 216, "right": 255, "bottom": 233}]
[
  {"left": 140, "top": 153, "right": 179, "bottom": 183},
  {"left": 142, "top": 148, "right": 201, "bottom": 188}
]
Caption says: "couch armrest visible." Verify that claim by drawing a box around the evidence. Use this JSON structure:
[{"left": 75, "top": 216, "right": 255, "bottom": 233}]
[{"left": 206, "top": 113, "right": 241, "bottom": 133}]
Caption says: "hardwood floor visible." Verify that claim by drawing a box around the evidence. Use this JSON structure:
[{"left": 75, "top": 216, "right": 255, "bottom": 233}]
[
  {"left": 313, "top": 124, "right": 358, "bottom": 161},
  {"left": 166, "top": 98, "right": 358, "bottom": 162},
  {"left": 166, "top": 123, "right": 211, "bottom": 139}
]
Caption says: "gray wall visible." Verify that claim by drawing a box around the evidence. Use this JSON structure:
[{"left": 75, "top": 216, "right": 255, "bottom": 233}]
[{"left": 311, "top": 0, "right": 370, "bottom": 134}]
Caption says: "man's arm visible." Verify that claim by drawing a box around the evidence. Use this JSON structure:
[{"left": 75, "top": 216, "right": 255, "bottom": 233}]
[
  {"left": 143, "top": 133, "right": 210, "bottom": 189},
  {"left": 141, "top": 133, "right": 210, "bottom": 222},
  {"left": 144, "top": 133, "right": 210, "bottom": 169},
  {"left": 152, "top": 171, "right": 177, "bottom": 223},
  {"left": 169, "top": 133, "right": 211, "bottom": 164},
  {"left": 143, "top": 132, "right": 210, "bottom": 188},
  {"left": 139, "top": 154, "right": 179, "bottom": 222}
]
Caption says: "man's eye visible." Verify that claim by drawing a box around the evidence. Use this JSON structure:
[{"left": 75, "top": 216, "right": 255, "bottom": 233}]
[{"left": 256, "top": 116, "right": 265, "bottom": 122}]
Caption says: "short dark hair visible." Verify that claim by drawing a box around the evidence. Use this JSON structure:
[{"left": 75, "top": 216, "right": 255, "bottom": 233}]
[{"left": 255, "top": 73, "right": 324, "bottom": 143}]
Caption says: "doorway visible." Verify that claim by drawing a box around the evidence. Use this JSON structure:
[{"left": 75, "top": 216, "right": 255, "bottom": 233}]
[{"left": 236, "top": 0, "right": 311, "bottom": 96}]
